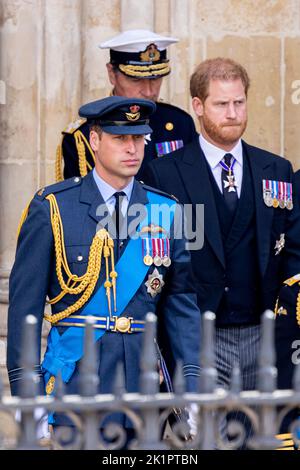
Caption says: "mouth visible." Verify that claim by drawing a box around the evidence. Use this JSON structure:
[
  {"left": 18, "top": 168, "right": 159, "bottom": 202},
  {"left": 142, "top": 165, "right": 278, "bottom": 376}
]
[{"left": 122, "top": 159, "right": 140, "bottom": 166}]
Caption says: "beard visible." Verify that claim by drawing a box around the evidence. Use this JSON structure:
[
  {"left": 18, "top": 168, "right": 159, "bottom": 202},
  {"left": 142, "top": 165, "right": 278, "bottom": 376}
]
[{"left": 201, "top": 113, "right": 247, "bottom": 147}]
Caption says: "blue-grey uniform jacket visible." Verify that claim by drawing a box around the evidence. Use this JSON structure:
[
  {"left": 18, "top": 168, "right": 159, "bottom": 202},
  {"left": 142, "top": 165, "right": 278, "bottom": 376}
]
[{"left": 7, "top": 172, "right": 201, "bottom": 426}]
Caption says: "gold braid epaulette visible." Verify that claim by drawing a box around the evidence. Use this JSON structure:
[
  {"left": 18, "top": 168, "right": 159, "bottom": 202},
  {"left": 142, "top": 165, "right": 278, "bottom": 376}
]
[
  {"left": 44, "top": 193, "right": 117, "bottom": 324},
  {"left": 74, "top": 130, "right": 95, "bottom": 177}
]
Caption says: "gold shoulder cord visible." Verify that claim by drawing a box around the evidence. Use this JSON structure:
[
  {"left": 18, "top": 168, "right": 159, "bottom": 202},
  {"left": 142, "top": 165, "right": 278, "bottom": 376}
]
[
  {"left": 296, "top": 284, "right": 300, "bottom": 327},
  {"left": 55, "top": 138, "right": 64, "bottom": 182},
  {"left": 74, "top": 130, "right": 95, "bottom": 177},
  {"left": 16, "top": 199, "right": 33, "bottom": 239},
  {"left": 44, "top": 194, "right": 117, "bottom": 324}
]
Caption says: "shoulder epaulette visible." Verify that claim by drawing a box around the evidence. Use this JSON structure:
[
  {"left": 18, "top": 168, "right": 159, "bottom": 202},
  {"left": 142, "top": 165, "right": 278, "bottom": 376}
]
[
  {"left": 62, "top": 118, "right": 87, "bottom": 135},
  {"left": 35, "top": 177, "right": 82, "bottom": 200},
  {"left": 283, "top": 274, "right": 300, "bottom": 286},
  {"left": 140, "top": 182, "right": 178, "bottom": 202}
]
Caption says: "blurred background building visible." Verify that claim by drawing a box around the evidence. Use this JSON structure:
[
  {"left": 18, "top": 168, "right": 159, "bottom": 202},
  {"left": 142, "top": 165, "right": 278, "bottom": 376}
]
[{"left": 1, "top": 0, "right": 300, "bottom": 386}]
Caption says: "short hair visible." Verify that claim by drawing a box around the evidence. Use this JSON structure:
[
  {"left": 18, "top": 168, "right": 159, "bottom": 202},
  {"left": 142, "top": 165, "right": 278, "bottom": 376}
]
[
  {"left": 89, "top": 123, "right": 103, "bottom": 138},
  {"left": 190, "top": 58, "right": 250, "bottom": 101}
]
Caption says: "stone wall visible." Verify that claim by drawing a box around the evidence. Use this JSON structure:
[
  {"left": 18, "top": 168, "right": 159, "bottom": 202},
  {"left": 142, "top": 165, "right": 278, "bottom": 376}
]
[{"left": 1, "top": 0, "right": 300, "bottom": 389}]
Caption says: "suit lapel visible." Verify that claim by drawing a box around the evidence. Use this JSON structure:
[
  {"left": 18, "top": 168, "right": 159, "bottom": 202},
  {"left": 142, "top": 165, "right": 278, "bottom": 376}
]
[
  {"left": 178, "top": 139, "right": 225, "bottom": 268},
  {"left": 243, "top": 142, "right": 274, "bottom": 277}
]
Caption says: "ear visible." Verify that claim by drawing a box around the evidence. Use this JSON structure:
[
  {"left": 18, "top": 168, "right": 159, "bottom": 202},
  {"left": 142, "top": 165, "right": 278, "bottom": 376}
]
[
  {"left": 89, "top": 130, "right": 101, "bottom": 152},
  {"left": 192, "top": 96, "right": 204, "bottom": 117},
  {"left": 106, "top": 63, "right": 117, "bottom": 86}
]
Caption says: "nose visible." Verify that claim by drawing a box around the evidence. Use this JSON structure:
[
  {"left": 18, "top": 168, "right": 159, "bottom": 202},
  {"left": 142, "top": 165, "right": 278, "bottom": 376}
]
[
  {"left": 140, "top": 80, "right": 154, "bottom": 99},
  {"left": 126, "top": 136, "right": 137, "bottom": 154},
  {"left": 226, "top": 102, "right": 237, "bottom": 119}
]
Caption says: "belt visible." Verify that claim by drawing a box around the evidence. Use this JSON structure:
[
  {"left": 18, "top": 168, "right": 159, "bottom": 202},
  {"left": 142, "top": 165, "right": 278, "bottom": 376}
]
[{"left": 56, "top": 315, "right": 145, "bottom": 333}]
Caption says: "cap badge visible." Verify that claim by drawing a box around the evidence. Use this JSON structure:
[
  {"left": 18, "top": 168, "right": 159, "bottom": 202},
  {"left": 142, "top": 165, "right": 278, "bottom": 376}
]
[
  {"left": 140, "top": 43, "right": 160, "bottom": 62},
  {"left": 126, "top": 104, "right": 141, "bottom": 121}
]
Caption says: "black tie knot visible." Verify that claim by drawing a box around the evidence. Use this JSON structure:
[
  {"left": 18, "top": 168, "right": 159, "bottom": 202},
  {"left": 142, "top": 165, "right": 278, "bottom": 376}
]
[
  {"left": 113, "top": 191, "right": 126, "bottom": 202},
  {"left": 223, "top": 153, "right": 233, "bottom": 168}
]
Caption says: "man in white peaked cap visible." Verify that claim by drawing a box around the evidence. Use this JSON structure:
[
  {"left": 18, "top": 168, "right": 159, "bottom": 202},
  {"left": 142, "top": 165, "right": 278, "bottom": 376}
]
[{"left": 56, "top": 29, "right": 197, "bottom": 182}]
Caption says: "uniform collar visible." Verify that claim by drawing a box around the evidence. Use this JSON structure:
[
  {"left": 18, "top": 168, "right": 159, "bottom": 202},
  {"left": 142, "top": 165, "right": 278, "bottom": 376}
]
[
  {"left": 92, "top": 168, "right": 134, "bottom": 203},
  {"left": 199, "top": 134, "right": 243, "bottom": 169}
]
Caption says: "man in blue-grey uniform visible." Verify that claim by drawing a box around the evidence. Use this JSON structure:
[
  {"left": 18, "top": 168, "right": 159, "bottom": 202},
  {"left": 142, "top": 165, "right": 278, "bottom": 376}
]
[
  {"left": 56, "top": 29, "right": 197, "bottom": 182},
  {"left": 7, "top": 96, "right": 200, "bottom": 444}
]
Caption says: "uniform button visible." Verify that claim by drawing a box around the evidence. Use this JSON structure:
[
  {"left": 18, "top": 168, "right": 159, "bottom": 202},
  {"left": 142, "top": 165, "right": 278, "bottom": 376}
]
[
  {"left": 224, "top": 286, "right": 229, "bottom": 292},
  {"left": 74, "top": 177, "right": 80, "bottom": 183},
  {"left": 120, "top": 242, "right": 124, "bottom": 247},
  {"left": 77, "top": 255, "right": 83, "bottom": 261}
]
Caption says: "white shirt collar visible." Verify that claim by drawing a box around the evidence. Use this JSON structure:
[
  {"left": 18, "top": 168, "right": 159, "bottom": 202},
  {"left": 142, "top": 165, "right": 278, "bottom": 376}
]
[
  {"left": 92, "top": 168, "right": 134, "bottom": 203},
  {"left": 199, "top": 134, "right": 243, "bottom": 169}
]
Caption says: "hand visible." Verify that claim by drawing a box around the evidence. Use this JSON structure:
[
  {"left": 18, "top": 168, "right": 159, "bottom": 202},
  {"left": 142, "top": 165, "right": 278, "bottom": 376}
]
[
  {"left": 187, "top": 403, "right": 199, "bottom": 438},
  {"left": 15, "top": 407, "right": 51, "bottom": 440}
]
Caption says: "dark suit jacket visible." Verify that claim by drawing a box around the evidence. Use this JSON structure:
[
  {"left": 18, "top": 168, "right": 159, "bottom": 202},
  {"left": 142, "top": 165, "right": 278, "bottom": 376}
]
[{"left": 143, "top": 138, "right": 300, "bottom": 316}]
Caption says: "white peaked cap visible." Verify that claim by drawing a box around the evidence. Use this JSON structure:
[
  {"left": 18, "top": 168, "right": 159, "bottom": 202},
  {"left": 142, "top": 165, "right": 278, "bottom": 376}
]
[{"left": 98, "top": 29, "right": 178, "bottom": 52}]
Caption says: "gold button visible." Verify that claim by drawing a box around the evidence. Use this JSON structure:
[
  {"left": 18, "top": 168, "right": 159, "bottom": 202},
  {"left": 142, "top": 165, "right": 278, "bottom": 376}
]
[{"left": 165, "top": 122, "right": 174, "bottom": 131}]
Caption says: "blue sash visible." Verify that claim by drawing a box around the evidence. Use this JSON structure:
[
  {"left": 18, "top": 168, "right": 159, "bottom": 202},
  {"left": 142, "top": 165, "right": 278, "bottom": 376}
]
[{"left": 41, "top": 191, "right": 176, "bottom": 385}]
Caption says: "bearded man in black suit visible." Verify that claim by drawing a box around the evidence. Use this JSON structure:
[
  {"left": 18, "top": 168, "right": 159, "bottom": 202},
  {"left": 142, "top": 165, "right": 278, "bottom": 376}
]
[{"left": 143, "top": 57, "right": 300, "bottom": 446}]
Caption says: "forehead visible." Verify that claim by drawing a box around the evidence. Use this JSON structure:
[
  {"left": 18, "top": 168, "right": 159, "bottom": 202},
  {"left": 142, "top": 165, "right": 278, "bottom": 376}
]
[{"left": 207, "top": 78, "right": 246, "bottom": 98}]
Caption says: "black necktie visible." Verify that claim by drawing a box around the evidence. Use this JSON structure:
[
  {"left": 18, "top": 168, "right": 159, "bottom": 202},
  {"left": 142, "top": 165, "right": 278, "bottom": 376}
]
[
  {"left": 221, "top": 153, "right": 238, "bottom": 215},
  {"left": 112, "top": 191, "right": 126, "bottom": 257}
]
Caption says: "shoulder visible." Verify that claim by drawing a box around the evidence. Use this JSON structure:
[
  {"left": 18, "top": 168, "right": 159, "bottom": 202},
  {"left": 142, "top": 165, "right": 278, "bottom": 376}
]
[
  {"left": 34, "top": 176, "right": 83, "bottom": 202},
  {"left": 156, "top": 100, "right": 194, "bottom": 121},
  {"left": 139, "top": 182, "right": 179, "bottom": 203},
  {"left": 294, "top": 169, "right": 300, "bottom": 183},
  {"left": 244, "top": 141, "right": 292, "bottom": 168},
  {"left": 62, "top": 117, "right": 87, "bottom": 135}
]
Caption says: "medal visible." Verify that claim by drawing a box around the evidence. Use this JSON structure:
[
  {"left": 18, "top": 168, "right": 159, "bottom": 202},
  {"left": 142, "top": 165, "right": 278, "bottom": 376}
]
[
  {"left": 143, "top": 238, "right": 153, "bottom": 266},
  {"left": 263, "top": 180, "right": 273, "bottom": 207},
  {"left": 144, "top": 254, "right": 153, "bottom": 266},
  {"left": 279, "top": 181, "right": 285, "bottom": 208},
  {"left": 145, "top": 268, "right": 165, "bottom": 298},
  {"left": 162, "top": 238, "right": 171, "bottom": 267},
  {"left": 153, "top": 239, "right": 162, "bottom": 266},
  {"left": 220, "top": 156, "right": 238, "bottom": 193},
  {"left": 223, "top": 174, "right": 238, "bottom": 192},
  {"left": 272, "top": 180, "right": 279, "bottom": 208},
  {"left": 286, "top": 183, "right": 293, "bottom": 210}
]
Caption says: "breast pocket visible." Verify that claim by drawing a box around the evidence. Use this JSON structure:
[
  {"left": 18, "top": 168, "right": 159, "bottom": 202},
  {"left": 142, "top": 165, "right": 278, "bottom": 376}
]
[{"left": 62, "top": 245, "right": 92, "bottom": 305}]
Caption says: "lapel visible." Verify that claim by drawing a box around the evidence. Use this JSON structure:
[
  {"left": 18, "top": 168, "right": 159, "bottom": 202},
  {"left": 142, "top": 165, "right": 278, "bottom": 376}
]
[
  {"left": 178, "top": 139, "right": 225, "bottom": 268},
  {"left": 243, "top": 141, "right": 274, "bottom": 277}
]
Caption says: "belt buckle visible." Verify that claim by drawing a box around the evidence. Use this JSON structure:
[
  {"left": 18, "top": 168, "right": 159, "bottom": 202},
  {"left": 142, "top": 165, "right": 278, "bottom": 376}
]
[{"left": 113, "top": 316, "right": 133, "bottom": 333}]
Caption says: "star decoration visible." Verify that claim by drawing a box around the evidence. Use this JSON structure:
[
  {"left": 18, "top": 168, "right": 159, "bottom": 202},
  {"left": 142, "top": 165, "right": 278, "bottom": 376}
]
[
  {"left": 274, "top": 233, "right": 285, "bottom": 256},
  {"left": 145, "top": 268, "right": 165, "bottom": 297}
]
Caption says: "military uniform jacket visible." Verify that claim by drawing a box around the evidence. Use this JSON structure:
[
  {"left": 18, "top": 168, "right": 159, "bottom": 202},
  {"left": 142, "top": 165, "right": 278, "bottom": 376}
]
[
  {"left": 143, "top": 138, "right": 300, "bottom": 319},
  {"left": 7, "top": 172, "right": 201, "bottom": 405},
  {"left": 60, "top": 101, "right": 198, "bottom": 181}
]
